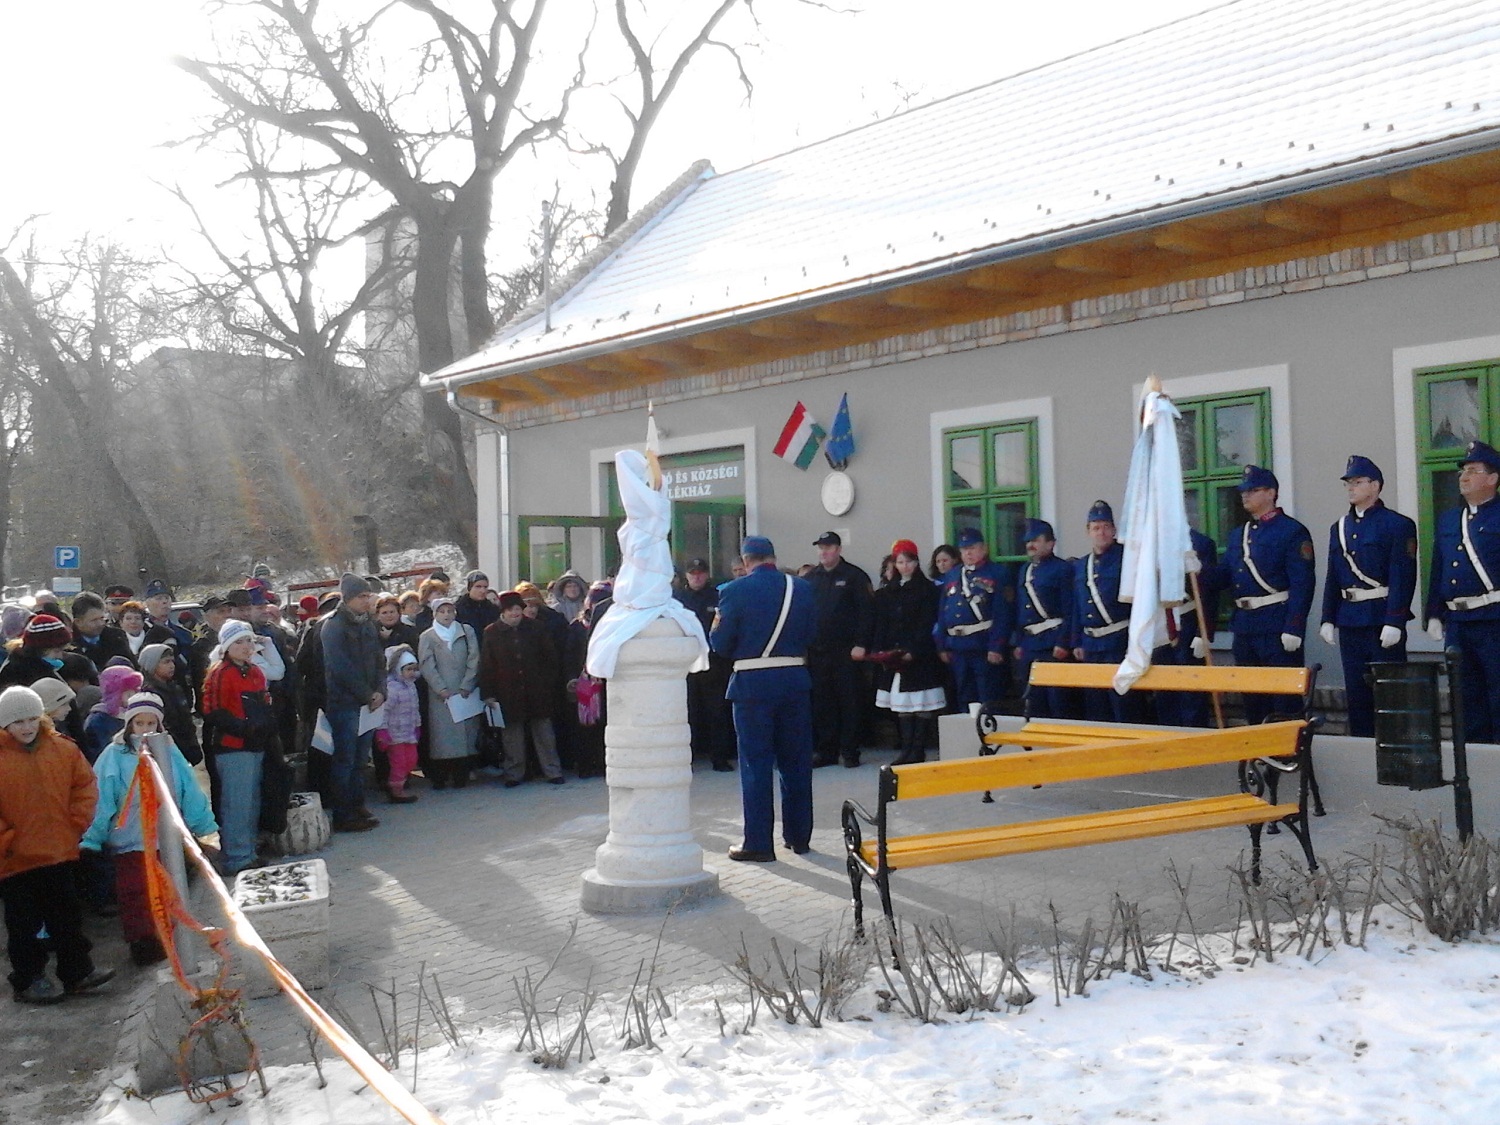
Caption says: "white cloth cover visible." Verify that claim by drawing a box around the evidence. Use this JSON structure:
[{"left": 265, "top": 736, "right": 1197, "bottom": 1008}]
[
  {"left": 586, "top": 449, "right": 709, "bottom": 679},
  {"left": 1114, "top": 389, "right": 1200, "bottom": 694}
]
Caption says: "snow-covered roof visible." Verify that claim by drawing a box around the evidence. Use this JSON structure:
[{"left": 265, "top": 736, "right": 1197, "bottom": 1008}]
[{"left": 429, "top": 0, "right": 1500, "bottom": 388}]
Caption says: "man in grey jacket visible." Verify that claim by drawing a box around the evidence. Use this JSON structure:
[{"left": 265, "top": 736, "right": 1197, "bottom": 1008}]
[{"left": 321, "top": 573, "right": 385, "bottom": 832}]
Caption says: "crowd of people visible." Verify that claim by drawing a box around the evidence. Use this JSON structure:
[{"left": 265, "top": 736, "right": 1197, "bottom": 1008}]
[{"left": 2, "top": 438, "right": 1497, "bottom": 997}]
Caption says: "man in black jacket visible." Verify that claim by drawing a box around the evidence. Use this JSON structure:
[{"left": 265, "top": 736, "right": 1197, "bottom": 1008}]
[
  {"left": 321, "top": 574, "right": 385, "bottom": 831},
  {"left": 674, "top": 559, "right": 734, "bottom": 771},
  {"left": 804, "top": 532, "right": 874, "bottom": 768},
  {"left": 67, "top": 592, "right": 136, "bottom": 673}
]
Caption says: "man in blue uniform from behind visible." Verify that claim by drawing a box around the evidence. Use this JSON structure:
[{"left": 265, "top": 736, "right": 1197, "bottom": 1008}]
[
  {"left": 934, "top": 527, "right": 1014, "bottom": 711},
  {"left": 1223, "top": 465, "right": 1316, "bottom": 725},
  {"left": 1424, "top": 440, "right": 1500, "bottom": 743},
  {"left": 710, "top": 536, "right": 817, "bottom": 862},
  {"left": 1011, "top": 519, "right": 1076, "bottom": 718},
  {"left": 1070, "top": 500, "right": 1145, "bottom": 722},
  {"left": 1318, "top": 455, "right": 1417, "bottom": 737}
]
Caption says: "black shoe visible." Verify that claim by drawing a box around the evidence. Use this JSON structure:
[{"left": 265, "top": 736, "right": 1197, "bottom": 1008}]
[
  {"left": 547, "top": 776, "right": 566, "bottom": 785},
  {"left": 64, "top": 968, "right": 116, "bottom": 995},
  {"left": 811, "top": 755, "right": 838, "bottom": 769},
  {"left": 890, "top": 750, "right": 925, "bottom": 766},
  {"left": 786, "top": 842, "right": 812, "bottom": 855},
  {"left": 333, "top": 816, "right": 377, "bottom": 833},
  {"left": 712, "top": 760, "right": 734, "bottom": 772},
  {"left": 727, "top": 845, "right": 777, "bottom": 863},
  {"left": 432, "top": 778, "right": 449, "bottom": 790},
  {"left": 503, "top": 779, "right": 522, "bottom": 789},
  {"left": 841, "top": 755, "right": 861, "bottom": 768},
  {"left": 130, "top": 938, "right": 166, "bottom": 967}
]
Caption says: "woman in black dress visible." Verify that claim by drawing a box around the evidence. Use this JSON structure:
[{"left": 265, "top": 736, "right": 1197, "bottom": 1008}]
[{"left": 869, "top": 539, "right": 946, "bottom": 764}]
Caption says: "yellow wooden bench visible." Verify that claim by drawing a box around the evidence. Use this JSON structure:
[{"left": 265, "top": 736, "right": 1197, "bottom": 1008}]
[
  {"left": 841, "top": 663, "right": 1320, "bottom": 932},
  {"left": 986, "top": 662, "right": 1325, "bottom": 816}
]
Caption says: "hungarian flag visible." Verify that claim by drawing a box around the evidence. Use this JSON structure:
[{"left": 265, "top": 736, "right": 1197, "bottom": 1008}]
[{"left": 773, "top": 401, "right": 826, "bottom": 470}]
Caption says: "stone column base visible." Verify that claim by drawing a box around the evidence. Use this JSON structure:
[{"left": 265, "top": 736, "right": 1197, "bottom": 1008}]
[{"left": 579, "top": 868, "right": 720, "bottom": 914}]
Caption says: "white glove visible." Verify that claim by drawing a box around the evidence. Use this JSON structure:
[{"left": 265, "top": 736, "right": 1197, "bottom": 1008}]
[
  {"left": 1380, "top": 625, "right": 1403, "bottom": 649},
  {"left": 1280, "top": 632, "right": 1302, "bottom": 653},
  {"left": 1189, "top": 636, "right": 1208, "bottom": 659},
  {"left": 1427, "top": 619, "right": 1444, "bottom": 642},
  {"left": 1318, "top": 623, "right": 1336, "bottom": 646}
]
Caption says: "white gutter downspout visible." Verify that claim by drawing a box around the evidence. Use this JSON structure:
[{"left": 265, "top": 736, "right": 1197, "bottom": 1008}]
[{"left": 445, "top": 387, "right": 512, "bottom": 588}]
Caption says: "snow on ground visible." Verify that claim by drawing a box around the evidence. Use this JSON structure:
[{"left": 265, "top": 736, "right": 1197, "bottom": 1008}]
[{"left": 93, "top": 910, "right": 1500, "bottom": 1125}]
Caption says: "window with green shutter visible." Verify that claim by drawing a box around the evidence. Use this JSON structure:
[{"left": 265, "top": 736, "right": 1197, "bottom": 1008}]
[
  {"left": 1173, "top": 389, "right": 1273, "bottom": 550},
  {"left": 1413, "top": 361, "right": 1500, "bottom": 547},
  {"left": 942, "top": 419, "right": 1039, "bottom": 563}
]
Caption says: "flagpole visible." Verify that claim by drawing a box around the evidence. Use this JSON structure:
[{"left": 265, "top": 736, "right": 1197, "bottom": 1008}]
[
  {"left": 1189, "top": 568, "right": 1226, "bottom": 729},
  {"left": 1145, "top": 372, "right": 1224, "bottom": 729}
]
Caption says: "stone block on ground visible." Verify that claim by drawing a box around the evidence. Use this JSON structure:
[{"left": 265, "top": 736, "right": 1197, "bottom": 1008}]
[{"left": 232, "top": 859, "right": 330, "bottom": 999}]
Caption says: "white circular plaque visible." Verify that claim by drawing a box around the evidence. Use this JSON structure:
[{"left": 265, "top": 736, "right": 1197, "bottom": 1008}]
[{"left": 821, "top": 470, "right": 855, "bottom": 517}]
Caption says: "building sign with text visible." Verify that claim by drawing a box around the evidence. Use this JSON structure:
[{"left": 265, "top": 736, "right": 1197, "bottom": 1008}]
[{"left": 660, "top": 452, "right": 744, "bottom": 502}]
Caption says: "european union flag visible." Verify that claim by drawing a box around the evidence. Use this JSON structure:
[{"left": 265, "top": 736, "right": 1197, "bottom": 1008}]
[{"left": 824, "top": 393, "right": 855, "bottom": 470}]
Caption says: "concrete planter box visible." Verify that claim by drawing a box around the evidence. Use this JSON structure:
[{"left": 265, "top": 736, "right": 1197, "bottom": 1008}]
[
  {"left": 271, "top": 792, "right": 331, "bottom": 856},
  {"left": 232, "top": 859, "right": 330, "bottom": 998}
]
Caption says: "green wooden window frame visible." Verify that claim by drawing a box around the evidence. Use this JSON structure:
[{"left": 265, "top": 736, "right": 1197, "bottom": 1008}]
[
  {"left": 1174, "top": 388, "right": 1273, "bottom": 550},
  {"left": 942, "top": 419, "right": 1039, "bottom": 564},
  {"left": 1413, "top": 361, "right": 1500, "bottom": 556},
  {"left": 516, "top": 516, "right": 620, "bottom": 585}
]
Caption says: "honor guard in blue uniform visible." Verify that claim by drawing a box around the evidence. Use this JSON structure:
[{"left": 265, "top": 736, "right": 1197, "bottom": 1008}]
[
  {"left": 1318, "top": 456, "right": 1418, "bottom": 737},
  {"left": 709, "top": 535, "right": 817, "bottom": 862},
  {"left": 1070, "top": 500, "right": 1145, "bottom": 722},
  {"left": 1424, "top": 440, "right": 1500, "bottom": 743},
  {"left": 1152, "top": 528, "right": 1224, "bottom": 727},
  {"left": 1222, "top": 465, "right": 1316, "bottom": 725},
  {"left": 1011, "top": 519, "right": 1077, "bottom": 718},
  {"left": 933, "top": 527, "right": 1015, "bottom": 709}
]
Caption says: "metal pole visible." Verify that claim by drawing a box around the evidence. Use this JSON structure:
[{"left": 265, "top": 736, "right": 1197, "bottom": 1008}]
[
  {"left": 144, "top": 733, "right": 194, "bottom": 969},
  {"left": 1444, "top": 647, "right": 1476, "bottom": 842}
]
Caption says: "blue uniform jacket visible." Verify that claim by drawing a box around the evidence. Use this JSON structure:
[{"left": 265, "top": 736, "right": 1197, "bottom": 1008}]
[
  {"left": 1425, "top": 495, "right": 1500, "bottom": 624},
  {"left": 1321, "top": 500, "right": 1418, "bottom": 629},
  {"left": 1173, "top": 530, "right": 1224, "bottom": 647},
  {"left": 1221, "top": 510, "right": 1316, "bottom": 636},
  {"left": 1070, "top": 542, "right": 1130, "bottom": 653},
  {"left": 710, "top": 563, "right": 816, "bottom": 701},
  {"left": 932, "top": 559, "right": 1015, "bottom": 655},
  {"left": 1012, "top": 554, "right": 1074, "bottom": 653}
]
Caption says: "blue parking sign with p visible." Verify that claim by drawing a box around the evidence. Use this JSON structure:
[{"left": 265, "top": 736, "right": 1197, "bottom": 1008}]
[{"left": 54, "top": 546, "right": 81, "bottom": 570}]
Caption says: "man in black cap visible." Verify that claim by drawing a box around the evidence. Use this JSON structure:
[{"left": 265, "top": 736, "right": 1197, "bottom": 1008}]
[
  {"left": 1070, "top": 501, "right": 1144, "bottom": 722},
  {"left": 189, "top": 595, "right": 230, "bottom": 711},
  {"left": 1319, "top": 456, "right": 1417, "bottom": 737},
  {"left": 1425, "top": 439, "right": 1500, "bottom": 742},
  {"left": 804, "top": 531, "right": 874, "bottom": 768},
  {"left": 674, "top": 559, "right": 734, "bottom": 771},
  {"left": 102, "top": 585, "right": 134, "bottom": 624}
]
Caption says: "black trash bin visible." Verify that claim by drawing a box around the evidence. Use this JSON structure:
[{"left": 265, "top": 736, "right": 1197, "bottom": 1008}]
[{"left": 1369, "top": 661, "right": 1446, "bottom": 790}]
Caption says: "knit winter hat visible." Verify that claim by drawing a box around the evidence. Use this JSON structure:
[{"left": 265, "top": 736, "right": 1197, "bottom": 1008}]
[
  {"left": 30, "top": 677, "right": 75, "bottom": 715},
  {"left": 118, "top": 691, "right": 166, "bottom": 732},
  {"left": 339, "top": 572, "right": 371, "bottom": 600},
  {"left": 513, "top": 582, "right": 545, "bottom": 605},
  {"left": 497, "top": 591, "right": 525, "bottom": 612},
  {"left": 21, "top": 613, "right": 72, "bottom": 651},
  {"left": 385, "top": 644, "right": 418, "bottom": 674},
  {"left": 99, "top": 666, "right": 144, "bottom": 716},
  {"left": 464, "top": 570, "right": 488, "bottom": 590},
  {"left": 216, "top": 618, "right": 255, "bottom": 654},
  {"left": 138, "top": 643, "right": 175, "bottom": 677},
  {"left": 0, "top": 685, "right": 45, "bottom": 728}
]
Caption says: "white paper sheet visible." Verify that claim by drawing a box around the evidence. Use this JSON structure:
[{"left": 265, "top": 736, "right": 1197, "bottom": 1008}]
[
  {"left": 311, "top": 710, "right": 334, "bottom": 755},
  {"left": 358, "top": 702, "right": 385, "bottom": 734},
  {"left": 446, "top": 691, "right": 486, "bottom": 724}
]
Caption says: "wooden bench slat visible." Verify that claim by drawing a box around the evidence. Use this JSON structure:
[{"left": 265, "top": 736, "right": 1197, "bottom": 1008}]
[
  {"left": 982, "top": 724, "right": 1167, "bottom": 749},
  {"left": 894, "top": 721, "right": 1305, "bottom": 799},
  {"left": 1026, "top": 662, "right": 1311, "bottom": 696},
  {"left": 860, "top": 794, "right": 1297, "bottom": 870}
]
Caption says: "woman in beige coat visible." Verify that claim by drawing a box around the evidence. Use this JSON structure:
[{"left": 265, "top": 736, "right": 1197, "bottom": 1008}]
[{"left": 417, "top": 595, "right": 481, "bottom": 788}]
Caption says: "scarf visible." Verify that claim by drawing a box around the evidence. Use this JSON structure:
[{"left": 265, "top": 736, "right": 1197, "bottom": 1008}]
[{"left": 432, "top": 619, "right": 462, "bottom": 647}]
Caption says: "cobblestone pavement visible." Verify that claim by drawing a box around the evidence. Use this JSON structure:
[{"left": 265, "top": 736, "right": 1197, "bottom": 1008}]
[{"left": 228, "top": 748, "right": 1381, "bottom": 1070}]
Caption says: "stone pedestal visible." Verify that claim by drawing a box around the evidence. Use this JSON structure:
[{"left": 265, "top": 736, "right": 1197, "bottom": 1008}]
[
  {"left": 231, "top": 859, "right": 331, "bottom": 999},
  {"left": 581, "top": 616, "right": 719, "bottom": 912}
]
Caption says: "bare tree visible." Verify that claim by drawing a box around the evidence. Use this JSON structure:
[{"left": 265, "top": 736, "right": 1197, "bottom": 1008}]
[
  {"left": 176, "top": 0, "right": 590, "bottom": 559},
  {"left": 0, "top": 242, "right": 172, "bottom": 584}
]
